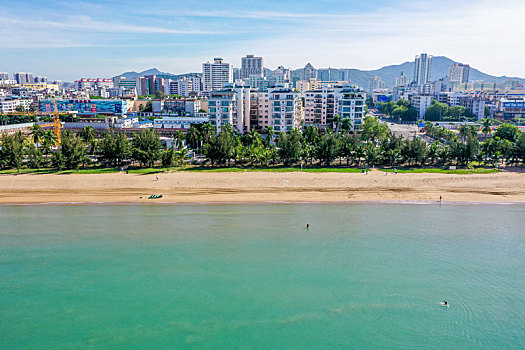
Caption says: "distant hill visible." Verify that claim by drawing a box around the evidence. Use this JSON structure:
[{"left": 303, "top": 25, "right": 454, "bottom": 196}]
[
  {"left": 367, "top": 56, "right": 525, "bottom": 88},
  {"left": 115, "top": 68, "right": 199, "bottom": 80},
  {"left": 292, "top": 56, "right": 525, "bottom": 89}
]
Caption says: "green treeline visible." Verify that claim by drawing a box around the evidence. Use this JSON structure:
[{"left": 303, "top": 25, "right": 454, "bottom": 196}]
[{"left": 1, "top": 117, "right": 525, "bottom": 172}]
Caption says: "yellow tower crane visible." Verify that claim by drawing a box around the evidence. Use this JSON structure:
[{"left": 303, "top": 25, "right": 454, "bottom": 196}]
[{"left": 4, "top": 100, "right": 67, "bottom": 145}]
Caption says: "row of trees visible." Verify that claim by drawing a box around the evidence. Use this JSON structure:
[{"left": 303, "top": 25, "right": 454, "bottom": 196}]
[
  {"left": 377, "top": 100, "right": 418, "bottom": 121},
  {"left": 1, "top": 117, "right": 525, "bottom": 171},
  {"left": 0, "top": 126, "right": 180, "bottom": 170},
  {"left": 377, "top": 99, "right": 483, "bottom": 122}
]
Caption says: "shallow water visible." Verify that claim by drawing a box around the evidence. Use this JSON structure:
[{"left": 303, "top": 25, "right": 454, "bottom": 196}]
[{"left": 1, "top": 204, "right": 524, "bottom": 349}]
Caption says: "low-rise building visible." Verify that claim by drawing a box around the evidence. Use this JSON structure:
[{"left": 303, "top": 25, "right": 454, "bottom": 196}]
[
  {"left": 39, "top": 99, "right": 131, "bottom": 116},
  {"left": 410, "top": 95, "right": 433, "bottom": 118},
  {"left": 498, "top": 98, "right": 525, "bottom": 120},
  {"left": 153, "top": 116, "right": 209, "bottom": 130},
  {"left": 0, "top": 98, "right": 33, "bottom": 113}
]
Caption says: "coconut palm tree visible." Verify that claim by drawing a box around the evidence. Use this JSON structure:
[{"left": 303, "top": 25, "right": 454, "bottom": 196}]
[
  {"left": 201, "top": 123, "right": 214, "bottom": 143},
  {"left": 80, "top": 126, "right": 96, "bottom": 154},
  {"left": 29, "top": 123, "right": 45, "bottom": 149},
  {"left": 173, "top": 130, "right": 185, "bottom": 149},
  {"left": 185, "top": 125, "right": 201, "bottom": 151},
  {"left": 331, "top": 114, "right": 343, "bottom": 132},
  {"left": 480, "top": 118, "right": 493, "bottom": 138},
  {"left": 263, "top": 126, "right": 275, "bottom": 147},
  {"left": 42, "top": 130, "right": 58, "bottom": 154}
]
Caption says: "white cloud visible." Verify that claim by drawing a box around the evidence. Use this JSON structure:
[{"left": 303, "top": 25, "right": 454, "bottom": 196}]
[
  {"left": 221, "top": 0, "right": 525, "bottom": 76},
  {"left": 1, "top": 15, "right": 223, "bottom": 36}
]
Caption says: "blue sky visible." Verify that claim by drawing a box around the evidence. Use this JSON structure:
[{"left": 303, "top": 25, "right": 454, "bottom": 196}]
[{"left": 1, "top": 0, "right": 524, "bottom": 81}]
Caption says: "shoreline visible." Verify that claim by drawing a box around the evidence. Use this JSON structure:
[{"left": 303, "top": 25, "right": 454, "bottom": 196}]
[
  {"left": 1, "top": 170, "right": 525, "bottom": 205},
  {"left": 2, "top": 200, "right": 525, "bottom": 206}
]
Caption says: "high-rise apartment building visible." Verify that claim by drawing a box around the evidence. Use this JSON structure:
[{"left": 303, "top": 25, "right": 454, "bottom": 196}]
[
  {"left": 268, "top": 66, "right": 291, "bottom": 87},
  {"left": 33, "top": 76, "right": 47, "bottom": 83},
  {"left": 413, "top": 53, "right": 432, "bottom": 86},
  {"left": 301, "top": 63, "right": 317, "bottom": 81},
  {"left": 202, "top": 58, "right": 233, "bottom": 92},
  {"left": 448, "top": 63, "right": 470, "bottom": 84},
  {"left": 304, "top": 85, "right": 366, "bottom": 130},
  {"left": 164, "top": 76, "right": 202, "bottom": 97},
  {"left": 13, "top": 72, "right": 34, "bottom": 84},
  {"left": 207, "top": 83, "right": 251, "bottom": 133},
  {"left": 368, "top": 76, "right": 385, "bottom": 92},
  {"left": 268, "top": 88, "right": 303, "bottom": 132},
  {"left": 114, "top": 76, "right": 137, "bottom": 92},
  {"left": 0, "top": 72, "right": 9, "bottom": 80},
  {"left": 395, "top": 72, "right": 410, "bottom": 87},
  {"left": 241, "top": 55, "right": 263, "bottom": 79},
  {"left": 208, "top": 85, "right": 303, "bottom": 133}
]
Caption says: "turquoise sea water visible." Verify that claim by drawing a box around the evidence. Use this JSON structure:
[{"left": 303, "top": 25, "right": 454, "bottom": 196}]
[{"left": 1, "top": 204, "right": 524, "bottom": 349}]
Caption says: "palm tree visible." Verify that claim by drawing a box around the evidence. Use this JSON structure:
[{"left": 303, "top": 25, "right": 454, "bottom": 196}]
[
  {"left": 263, "top": 126, "right": 275, "bottom": 147},
  {"left": 303, "top": 125, "right": 319, "bottom": 146},
  {"left": 186, "top": 125, "right": 201, "bottom": 151},
  {"left": 175, "top": 148, "right": 189, "bottom": 166},
  {"left": 30, "top": 123, "right": 45, "bottom": 149},
  {"left": 80, "top": 126, "right": 96, "bottom": 154},
  {"left": 458, "top": 124, "right": 470, "bottom": 143},
  {"left": 173, "top": 130, "right": 185, "bottom": 149},
  {"left": 248, "top": 129, "right": 262, "bottom": 146},
  {"left": 331, "top": 114, "right": 343, "bottom": 132},
  {"left": 480, "top": 118, "right": 493, "bottom": 139},
  {"left": 201, "top": 123, "right": 214, "bottom": 143},
  {"left": 42, "top": 130, "right": 57, "bottom": 154}
]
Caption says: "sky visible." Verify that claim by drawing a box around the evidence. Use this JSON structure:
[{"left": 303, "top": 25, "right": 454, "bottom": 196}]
[{"left": 1, "top": 0, "right": 524, "bottom": 81}]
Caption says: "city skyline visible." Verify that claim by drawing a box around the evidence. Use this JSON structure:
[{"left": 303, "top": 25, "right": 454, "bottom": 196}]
[{"left": 1, "top": 0, "right": 524, "bottom": 80}]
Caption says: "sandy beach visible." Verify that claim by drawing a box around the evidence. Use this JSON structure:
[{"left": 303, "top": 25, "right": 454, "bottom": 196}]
[{"left": 1, "top": 170, "right": 524, "bottom": 204}]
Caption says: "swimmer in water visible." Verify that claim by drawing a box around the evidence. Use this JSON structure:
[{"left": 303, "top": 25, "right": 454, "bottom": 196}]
[{"left": 306, "top": 223, "right": 310, "bottom": 230}]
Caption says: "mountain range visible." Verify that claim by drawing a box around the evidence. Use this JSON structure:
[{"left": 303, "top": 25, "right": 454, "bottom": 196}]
[{"left": 116, "top": 56, "right": 524, "bottom": 89}]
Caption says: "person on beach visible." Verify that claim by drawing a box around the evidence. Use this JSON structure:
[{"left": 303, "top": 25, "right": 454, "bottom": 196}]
[
  {"left": 440, "top": 195, "right": 442, "bottom": 203},
  {"left": 394, "top": 168, "right": 398, "bottom": 175}
]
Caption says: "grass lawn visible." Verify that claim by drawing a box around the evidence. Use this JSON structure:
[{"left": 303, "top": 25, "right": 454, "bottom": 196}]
[
  {"left": 378, "top": 167, "right": 499, "bottom": 174},
  {"left": 0, "top": 165, "right": 499, "bottom": 175},
  {"left": 0, "top": 167, "right": 121, "bottom": 175},
  {"left": 180, "top": 166, "right": 368, "bottom": 173}
]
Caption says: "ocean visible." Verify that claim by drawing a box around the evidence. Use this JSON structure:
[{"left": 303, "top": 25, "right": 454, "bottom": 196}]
[{"left": 1, "top": 204, "right": 524, "bottom": 349}]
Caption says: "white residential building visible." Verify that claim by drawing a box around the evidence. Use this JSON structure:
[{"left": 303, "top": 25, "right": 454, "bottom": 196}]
[
  {"left": 301, "top": 63, "right": 317, "bottom": 81},
  {"left": 153, "top": 116, "right": 209, "bottom": 130},
  {"left": 395, "top": 72, "right": 410, "bottom": 87},
  {"left": 304, "top": 85, "right": 366, "bottom": 130},
  {"left": 449, "top": 63, "right": 470, "bottom": 84},
  {"left": 269, "top": 66, "right": 291, "bottom": 86},
  {"left": 207, "top": 84, "right": 251, "bottom": 133},
  {"left": 410, "top": 95, "right": 433, "bottom": 118},
  {"left": 0, "top": 98, "right": 33, "bottom": 113},
  {"left": 268, "top": 87, "right": 303, "bottom": 132},
  {"left": 202, "top": 58, "right": 233, "bottom": 92}
]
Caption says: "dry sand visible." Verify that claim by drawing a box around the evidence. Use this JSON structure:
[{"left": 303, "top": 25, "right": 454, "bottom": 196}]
[{"left": 1, "top": 170, "right": 524, "bottom": 204}]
